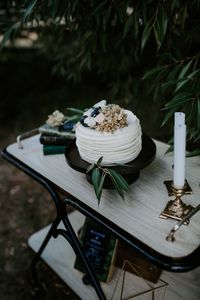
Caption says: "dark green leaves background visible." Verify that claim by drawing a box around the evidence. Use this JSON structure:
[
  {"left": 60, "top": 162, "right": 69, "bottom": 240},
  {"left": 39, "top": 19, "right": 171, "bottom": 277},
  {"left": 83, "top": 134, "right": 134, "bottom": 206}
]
[{"left": 1, "top": 0, "right": 199, "bottom": 153}]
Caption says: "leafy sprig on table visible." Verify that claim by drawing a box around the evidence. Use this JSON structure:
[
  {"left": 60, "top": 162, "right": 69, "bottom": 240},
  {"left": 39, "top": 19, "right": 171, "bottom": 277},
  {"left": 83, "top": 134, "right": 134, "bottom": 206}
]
[{"left": 86, "top": 157, "right": 130, "bottom": 205}]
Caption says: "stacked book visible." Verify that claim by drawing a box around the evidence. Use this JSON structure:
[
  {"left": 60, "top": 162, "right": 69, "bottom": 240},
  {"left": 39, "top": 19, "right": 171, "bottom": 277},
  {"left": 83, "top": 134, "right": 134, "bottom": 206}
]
[{"left": 39, "top": 123, "right": 75, "bottom": 155}]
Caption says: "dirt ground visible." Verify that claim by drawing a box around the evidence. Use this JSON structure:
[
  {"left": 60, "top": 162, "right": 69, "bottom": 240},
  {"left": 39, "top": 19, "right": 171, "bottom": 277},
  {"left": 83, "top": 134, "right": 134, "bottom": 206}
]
[{"left": 0, "top": 131, "right": 82, "bottom": 300}]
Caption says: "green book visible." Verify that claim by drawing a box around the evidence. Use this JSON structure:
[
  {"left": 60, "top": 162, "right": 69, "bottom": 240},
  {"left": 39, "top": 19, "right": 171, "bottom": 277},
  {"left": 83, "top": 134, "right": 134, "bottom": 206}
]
[
  {"left": 40, "top": 134, "right": 71, "bottom": 145},
  {"left": 39, "top": 124, "right": 75, "bottom": 138},
  {"left": 43, "top": 145, "right": 66, "bottom": 155}
]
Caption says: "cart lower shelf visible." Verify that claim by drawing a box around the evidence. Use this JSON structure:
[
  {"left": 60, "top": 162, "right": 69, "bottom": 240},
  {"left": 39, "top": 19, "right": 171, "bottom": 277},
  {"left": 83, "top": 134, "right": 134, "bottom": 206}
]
[{"left": 28, "top": 211, "right": 200, "bottom": 300}]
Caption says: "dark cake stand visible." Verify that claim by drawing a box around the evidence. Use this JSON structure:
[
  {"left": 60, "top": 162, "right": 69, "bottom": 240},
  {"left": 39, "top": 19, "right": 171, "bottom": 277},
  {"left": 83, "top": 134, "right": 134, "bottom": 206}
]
[{"left": 65, "top": 135, "right": 156, "bottom": 188}]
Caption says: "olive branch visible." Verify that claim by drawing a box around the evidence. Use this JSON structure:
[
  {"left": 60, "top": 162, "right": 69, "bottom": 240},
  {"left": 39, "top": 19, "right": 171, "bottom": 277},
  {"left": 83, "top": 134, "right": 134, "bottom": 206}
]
[{"left": 86, "top": 157, "right": 130, "bottom": 205}]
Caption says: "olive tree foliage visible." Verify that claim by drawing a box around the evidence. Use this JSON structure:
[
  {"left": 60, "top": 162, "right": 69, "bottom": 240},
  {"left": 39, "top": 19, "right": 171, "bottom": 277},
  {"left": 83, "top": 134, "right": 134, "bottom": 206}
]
[{"left": 1, "top": 0, "right": 200, "bottom": 154}]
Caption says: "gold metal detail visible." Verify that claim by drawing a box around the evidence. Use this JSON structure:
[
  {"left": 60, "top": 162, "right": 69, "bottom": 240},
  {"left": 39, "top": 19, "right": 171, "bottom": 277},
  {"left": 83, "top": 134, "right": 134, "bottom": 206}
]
[
  {"left": 163, "top": 180, "right": 193, "bottom": 196},
  {"left": 160, "top": 181, "right": 194, "bottom": 223},
  {"left": 17, "top": 128, "right": 39, "bottom": 149},
  {"left": 166, "top": 203, "right": 200, "bottom": 242}
]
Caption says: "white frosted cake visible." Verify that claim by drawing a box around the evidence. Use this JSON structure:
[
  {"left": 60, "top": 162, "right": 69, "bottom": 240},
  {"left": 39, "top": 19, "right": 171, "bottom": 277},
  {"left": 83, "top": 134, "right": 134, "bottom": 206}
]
[{"left": 75, "top": 100, "right": 142, "bottom": 165}]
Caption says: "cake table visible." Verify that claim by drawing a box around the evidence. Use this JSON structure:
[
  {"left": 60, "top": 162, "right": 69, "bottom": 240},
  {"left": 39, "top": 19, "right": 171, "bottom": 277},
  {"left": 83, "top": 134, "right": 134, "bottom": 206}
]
[{"left": 1, "top": 134, "right": 200, "bottom": 300}]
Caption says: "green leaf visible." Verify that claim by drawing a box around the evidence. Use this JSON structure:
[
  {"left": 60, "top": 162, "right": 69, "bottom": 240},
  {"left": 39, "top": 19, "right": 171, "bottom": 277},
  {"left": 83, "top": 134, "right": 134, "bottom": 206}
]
[
  {"left": 161, "top": 77, "right": 188, "bottom": 89},
  {"left": 67, "top": 108, "right": 84, "bottom": 114},
  {"left": 109, "top": 176, "right": 125, "bottom": 199},
  {"left": 107, "top": 169, "right": 129, "bottom": 200},
  {"left": 97, "top": 156, "right": 103, "bottom": 166},
  {"left": 92, "top": 167, "right": 101, "bottom": 187},
  {"left": 152, "top": 85, "right": 160, "bottom": 102},
  {"left": 133, "top": 13, "right": 139, "bottom": 39},
  {"left": 163, "top": 94, "right": 192, "bottom": 110},
  {"left": 186, "top": 101, "right": 195, "bottom": 129},
  {"left": 175, "top": 60, "right": 193, "bottom": 92},
  {"left": 0, "top": 22, "right": 20, "bottom": 50},
  {"left": 166, "top": 64, "right": 182, "bottom": 82},
  {"left": 187, "top": 69, "right": 200, "bottom": 80},
  {"left": 160, "top": 5, "right": 168, "bottom": 39},
  {"left": 171, "top": 0, "right": 178, "bottom": 11},
  {"left": 153, "top": 24, "right": 161, "bottom": 50},
  {"left": 111, "top": 178, "right": 125, "bottom": 198},
  {"left": 153, "top": 5, "right": 168, "bottom": 51},
  {"left": 86, "top": 163, "right": 95, "bottom": 174},
  {"left": 92, "top": 0, "right": 107, "bottom": 15},
  {"left": 141, "top": 20, "right": 152, "bottom": 50},
  {"left": 107, "top": 169, "right": 129, "bottom": 191},
  {"left": 161, "top": 108, "right": 176, "bottom": 126},
  {"left": 63, "top": 115, "right": 80, "bottom": 122},
  {"left": 165, "top": 145, "right": 173, "bottom": 155},
  {"left": 186, "top": 149, "right": 200, "bottom": 157},
  {"left": 51, "top": 0, "right": 59, "bottom": 19},
  {"left": 92, "top": 167, "right": 101, "bottom": 197},
  {"left": 123, "top": 16, "right": 133, "bottom": 38},
  {"left": 23, "top": 0, "right": 38, "bottom": 22},
  {"left": 178, "top": 60, "right": 193, "bottom": 80},
  {"left": 96, "top": 172, "right": 106, "bottom": 205},
  {"left": 142, "top": 66, "right": 163, "bottom": 80},
  {"left": 174, "top": 79, "right": 189, "bottom": 93}
]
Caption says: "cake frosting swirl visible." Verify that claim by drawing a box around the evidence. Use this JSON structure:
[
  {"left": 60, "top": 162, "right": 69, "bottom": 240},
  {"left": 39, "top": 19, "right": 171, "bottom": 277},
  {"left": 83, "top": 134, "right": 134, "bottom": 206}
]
[{"left": 75, "top": 100, "right": 142, "bottom": 165}]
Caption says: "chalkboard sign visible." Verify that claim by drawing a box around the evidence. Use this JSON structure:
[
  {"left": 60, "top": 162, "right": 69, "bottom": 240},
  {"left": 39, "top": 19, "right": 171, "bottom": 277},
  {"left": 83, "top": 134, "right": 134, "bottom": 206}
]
[{"left": 74, "top": 218, "right": 117, "bottom": 282}]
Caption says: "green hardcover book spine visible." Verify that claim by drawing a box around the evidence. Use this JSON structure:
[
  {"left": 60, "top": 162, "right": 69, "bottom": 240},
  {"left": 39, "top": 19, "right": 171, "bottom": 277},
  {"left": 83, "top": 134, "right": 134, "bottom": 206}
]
[
  {"left": 43, "top": 145, "right": 66, "bottom": 155},
  {"left": 40, "top": 134, "right": 71, "bottom": 145}
]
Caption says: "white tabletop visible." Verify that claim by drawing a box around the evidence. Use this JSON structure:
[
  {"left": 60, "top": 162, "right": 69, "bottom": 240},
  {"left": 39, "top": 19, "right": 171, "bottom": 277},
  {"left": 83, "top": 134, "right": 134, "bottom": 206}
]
[{"left": 6, "top": 135, "right": 200, "bottom": 259}]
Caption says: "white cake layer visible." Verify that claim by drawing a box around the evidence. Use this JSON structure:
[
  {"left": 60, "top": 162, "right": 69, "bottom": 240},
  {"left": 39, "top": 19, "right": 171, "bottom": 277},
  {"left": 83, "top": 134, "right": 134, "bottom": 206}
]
[{"left": 75, "top": 110, "right": 142, "bottom": 165}]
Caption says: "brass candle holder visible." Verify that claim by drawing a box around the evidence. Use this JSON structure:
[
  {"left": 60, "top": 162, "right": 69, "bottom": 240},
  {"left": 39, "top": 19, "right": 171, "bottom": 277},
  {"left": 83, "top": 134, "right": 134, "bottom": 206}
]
[{"left": 160, "top": 180, "right": 193, "bottom": 223}]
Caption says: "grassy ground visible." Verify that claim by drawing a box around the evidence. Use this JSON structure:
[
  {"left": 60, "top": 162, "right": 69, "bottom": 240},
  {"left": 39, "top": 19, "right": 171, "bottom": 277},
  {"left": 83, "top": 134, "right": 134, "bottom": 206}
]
[{"left": 0, "top": 48, "right": 170, "bottom": 300}]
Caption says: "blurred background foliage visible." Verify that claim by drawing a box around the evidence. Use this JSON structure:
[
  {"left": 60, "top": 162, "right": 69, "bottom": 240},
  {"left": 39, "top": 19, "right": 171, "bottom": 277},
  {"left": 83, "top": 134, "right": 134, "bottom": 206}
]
[{"left": 0, "top": 0, "right": 200, "bottom": 154}]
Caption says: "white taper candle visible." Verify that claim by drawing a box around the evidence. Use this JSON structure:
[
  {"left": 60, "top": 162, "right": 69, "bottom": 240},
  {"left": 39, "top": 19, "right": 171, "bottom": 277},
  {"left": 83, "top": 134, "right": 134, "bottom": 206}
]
[{"left": 173, "top": 112, "right": 186, "bottom": 189}]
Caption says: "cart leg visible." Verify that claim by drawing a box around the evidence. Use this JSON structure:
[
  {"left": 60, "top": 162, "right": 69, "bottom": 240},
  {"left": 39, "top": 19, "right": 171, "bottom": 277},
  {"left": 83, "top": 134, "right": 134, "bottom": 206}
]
[{"left": 53, "top": 203, "right": 106, "bottom": 300}]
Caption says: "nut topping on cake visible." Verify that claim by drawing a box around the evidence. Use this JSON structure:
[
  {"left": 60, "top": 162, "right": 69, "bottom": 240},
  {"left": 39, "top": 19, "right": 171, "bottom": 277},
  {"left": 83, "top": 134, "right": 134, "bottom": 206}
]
[
  {"left": 80, "top": 101, "right": 127, "bottom": 133},
  {"left": 95, "top": 104, "right": 127, "bottom": 133}
]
